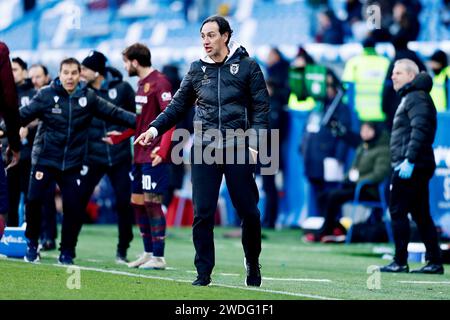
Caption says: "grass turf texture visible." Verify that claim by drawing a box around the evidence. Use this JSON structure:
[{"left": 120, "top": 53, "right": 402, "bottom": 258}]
[{"left": 0, "top": 225, "right": 449, "bottom": 300}]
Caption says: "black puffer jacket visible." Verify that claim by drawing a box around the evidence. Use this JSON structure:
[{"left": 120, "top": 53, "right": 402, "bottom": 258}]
[
  {"left": 85, "top": 67, "right": 135, "bottom": 166},
  {"left": 150, "top": 41, "right": 269, "bottom": 149},
  {"left": 19, "top": 78, "right": 136, "bottom": 171},
  {"left": 390, "top": 72, "right": 437, "bottom": 169}
]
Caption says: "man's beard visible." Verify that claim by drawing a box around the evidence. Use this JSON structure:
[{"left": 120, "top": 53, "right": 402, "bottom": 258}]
[{"left": 128, "top": 66, "right": 138, "bottom": 77}]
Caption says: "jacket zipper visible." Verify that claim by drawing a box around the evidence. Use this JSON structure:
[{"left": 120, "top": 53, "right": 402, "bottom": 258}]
[
  {"left": 217, "top": 66, "right": 222, "bottom": 148},
  {"left": 62, "top": 97, "right": 72, "bottom": 171},
  {"left": 244, "top": 108, "right": 248, "bottom": 130},
  {"left": 104, "top": 122, "right": 112, "bottom": 166}
]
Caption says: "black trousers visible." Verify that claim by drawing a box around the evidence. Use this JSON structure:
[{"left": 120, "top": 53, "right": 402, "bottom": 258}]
[
  {"left": 6, "top": 158, "right": 31, "bottom": 226},
  {"left": 317, "top": 182, "right": 378, "bottom": 236},
  {"left": 39, "top": 183, "right": 58, "bottom": 242},
  {"left": 389, "top": 168, "right": 442, "bottom": 265},
  {"left": 191, "top": 146, "right": 261, "bottom": 276},
  {"left": 26, "top": 165, "right": 83, "bottom": 256},
  {"left": 79, "top": 161, "right": 133, "bottom": 253}
]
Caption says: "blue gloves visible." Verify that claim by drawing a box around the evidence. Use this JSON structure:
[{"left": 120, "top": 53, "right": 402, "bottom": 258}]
[{"left": 395, "top": 159, "right": 415, "bottom": 179}]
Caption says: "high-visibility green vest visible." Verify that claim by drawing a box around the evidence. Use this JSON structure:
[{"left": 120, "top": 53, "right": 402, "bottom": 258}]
[
  {"left": 342, "top": 50, "right": 390, "bottom": 121},
  {"left": 287, "top": 94, "right": 316, "bottom": 111},
  {"left": 288, "top": 64, "right": 328, "bottom": 101},
  {"left": 430, "top": 66, "right": 450, "bottom": 112}
]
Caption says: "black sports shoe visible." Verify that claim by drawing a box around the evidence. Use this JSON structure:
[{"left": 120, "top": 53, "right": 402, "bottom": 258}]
[
  {"left": 192, "top": 275, "right": 211, "bottom": 286},
  {"left": 379, "top": 261, "right": 409, "bottom": 273},
  {"left": 245, "top": 259, "right": 262, "bottom": 287},
  {"left": 116, "top": 250, "right": 129, "bottom": 264},
  {"left": 410, "top": 263, "right": 444, "bottom": 275},
  {"left": 58, "top": 251, "right": 74, "bottom": 265},
  {"left": 24, "top": 241, "right": 40, "bottom": 263}
]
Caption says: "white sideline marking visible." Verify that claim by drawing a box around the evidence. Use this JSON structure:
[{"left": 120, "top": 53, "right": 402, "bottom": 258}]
[
  {"left": 263, "top": 277, "right": 332, "bottom": 283},
  {"left": 186, "top": 271, "right": 332, "bottom": 282},
  {"left": 49, "top": 264, "right": 338, "bottom": 300},
  {"left": 398, "top": 281, "right": 450, "bottom": 285}
]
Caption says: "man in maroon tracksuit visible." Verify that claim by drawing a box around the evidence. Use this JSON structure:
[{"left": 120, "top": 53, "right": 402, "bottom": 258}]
[
  {"left": 107, "top": 43, "right": 174, "bottom": 269},
  {"left": 0, "top": 42, "right": 21, "bottom": 238}
]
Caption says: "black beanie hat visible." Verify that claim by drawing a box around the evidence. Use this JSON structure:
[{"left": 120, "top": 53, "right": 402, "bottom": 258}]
[
  {"left": 82, "top": 50, "right": 107, "bottom": 76},
  {"left": 430, "top": 50, "right": 448, "bottom": 67}
]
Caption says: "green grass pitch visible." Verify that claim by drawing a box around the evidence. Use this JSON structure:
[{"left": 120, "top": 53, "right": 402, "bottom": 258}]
[{"left": 1, "top": 225, "right": 449, "bottom": 300}]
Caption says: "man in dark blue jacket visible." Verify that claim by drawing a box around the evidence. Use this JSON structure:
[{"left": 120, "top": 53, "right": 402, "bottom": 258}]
[
  {"left": 20, "top": 57, "right": 136, "bottom": 265},
  {"left": 79, "top": 50, "right": 136, "bottom": 264},
  {"left": 380, "top": 59, "right": 444, "bottom": 274},
  {"left": 135, "top": 16, "right": 269, "bottom": 286}
]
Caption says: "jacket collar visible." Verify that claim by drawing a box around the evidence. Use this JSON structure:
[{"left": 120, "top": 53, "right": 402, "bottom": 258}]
[
  {"left": 200, "top": 41, "right": 243, "bottom": 64},
  {"left": 398, "top": 72, "right": 433, "bottom": 97}
]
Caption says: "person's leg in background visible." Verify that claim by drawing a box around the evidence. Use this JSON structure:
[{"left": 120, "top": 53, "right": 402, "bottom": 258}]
[
  {"left": 139, "top": 163, "right": 170, "bottom": 270},
  {"left": 56, "top": 167, "right": 84, "bottom": 265},
  {"left": 24, "top": 165, "right": 55, "bottom": 262},
  {"left": 5, "top": 160, "right": 21, "bottom": 226},
  {"left": 0, "top": 152, "right": 8, "bottom": 238},
  {"left": 261, "top": 173, "right": 278, "bottom": 229},
  {"left": 127, "top": 164, "right": 153, "bottom": 268},
  {"left": 107, "top": 161, "right": 134, "bottom": 264},
  {"left": 318, "top": 186, "right": 355, "bottom": 237}
]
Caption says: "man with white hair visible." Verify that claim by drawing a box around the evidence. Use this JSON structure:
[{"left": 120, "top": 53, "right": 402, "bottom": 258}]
[{"left": 380, "top": 59, "right": 444, "bottom": 274}]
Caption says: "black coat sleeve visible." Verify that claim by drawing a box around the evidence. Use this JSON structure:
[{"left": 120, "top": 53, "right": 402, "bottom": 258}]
[
  {"left": 248, "top": 59, "right": 270, "bottom": 150},
  {"left": 92, "top": 93, "right": 136, "bottom": 129},
  {"left": 19, "top": 90, "right": 47, "bottom": 127},
  {"left": 150, "top": 63, "right": 196, "bottom": 135},
  {"left": 405, "top": 93, "right": 436, "bottom": 163}
]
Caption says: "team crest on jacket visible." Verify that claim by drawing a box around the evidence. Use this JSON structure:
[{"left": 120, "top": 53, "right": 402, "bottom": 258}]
[
  {"left": 21, "top": 96, "right": 30, "bottom": 106},
  {"left": 230, "top": 64, "right": 239, "bottom": 75},
  {"left": 108, "top": 88, "right": 117, "bottom": 100},
  {"left": 78, "top": 97, "right": 87, "bottom": 107}
]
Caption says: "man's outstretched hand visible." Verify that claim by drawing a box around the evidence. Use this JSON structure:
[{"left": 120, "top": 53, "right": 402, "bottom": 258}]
[
  {"left": 5, "top": 147, "right": 20, "bottom": 170},
  {"left": 134, "top": 128, "right": 154, "bottom": 146}
]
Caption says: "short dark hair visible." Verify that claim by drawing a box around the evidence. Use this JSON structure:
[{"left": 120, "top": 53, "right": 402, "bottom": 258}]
[
  {"left": 60, "top": 58, "right": 81, "bottom": 72},
  {"left": 30, "top": 63, "right": 49, "bottom": 76},
  {"left": 201, "top": 15, "right": 233, "bottom": 46},
  {"left": 12, "top": 57, "right": 28, "bottom": 70},
  {"left": 122, "top": 43, "right": 152, "bottom": 67}
]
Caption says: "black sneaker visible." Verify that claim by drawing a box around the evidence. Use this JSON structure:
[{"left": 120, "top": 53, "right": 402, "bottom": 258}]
[
  {"left": 379, "top": 261, "right": 409, "bottom": 273},
  {"left": 115, "top": 251, "right": 129, "bottom": 265},
  {"left": 24, "top": 241, "right": 40, "bottom": 263},
  {"left": 410, "top": 263, "right": 444, "bottom": 275},
  {"left": 245, "top": 259, "right": 262, "bottom": 287},
  {"left": 192, "top": 275, "right": 211, "bottom": 286},
  {"left": 58, "top": 251, "right": 74, "bottom": 265}
]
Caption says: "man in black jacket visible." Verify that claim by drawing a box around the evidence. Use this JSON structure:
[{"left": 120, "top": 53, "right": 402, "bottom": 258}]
[
  {"left": 20, "top": 58, "right": 136, "bottom": 265},
  {"left": 135, "top": 16, "right": 270, "bottom": 286},
  {"left": 381, "top": 35, "right": 426, "bottom": 131},
  {"left": 80, "top": 51, "right": 135, "bottom": 264},
  {"left": 380, "top": 59, "right": 444, "bottom": 274}
]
